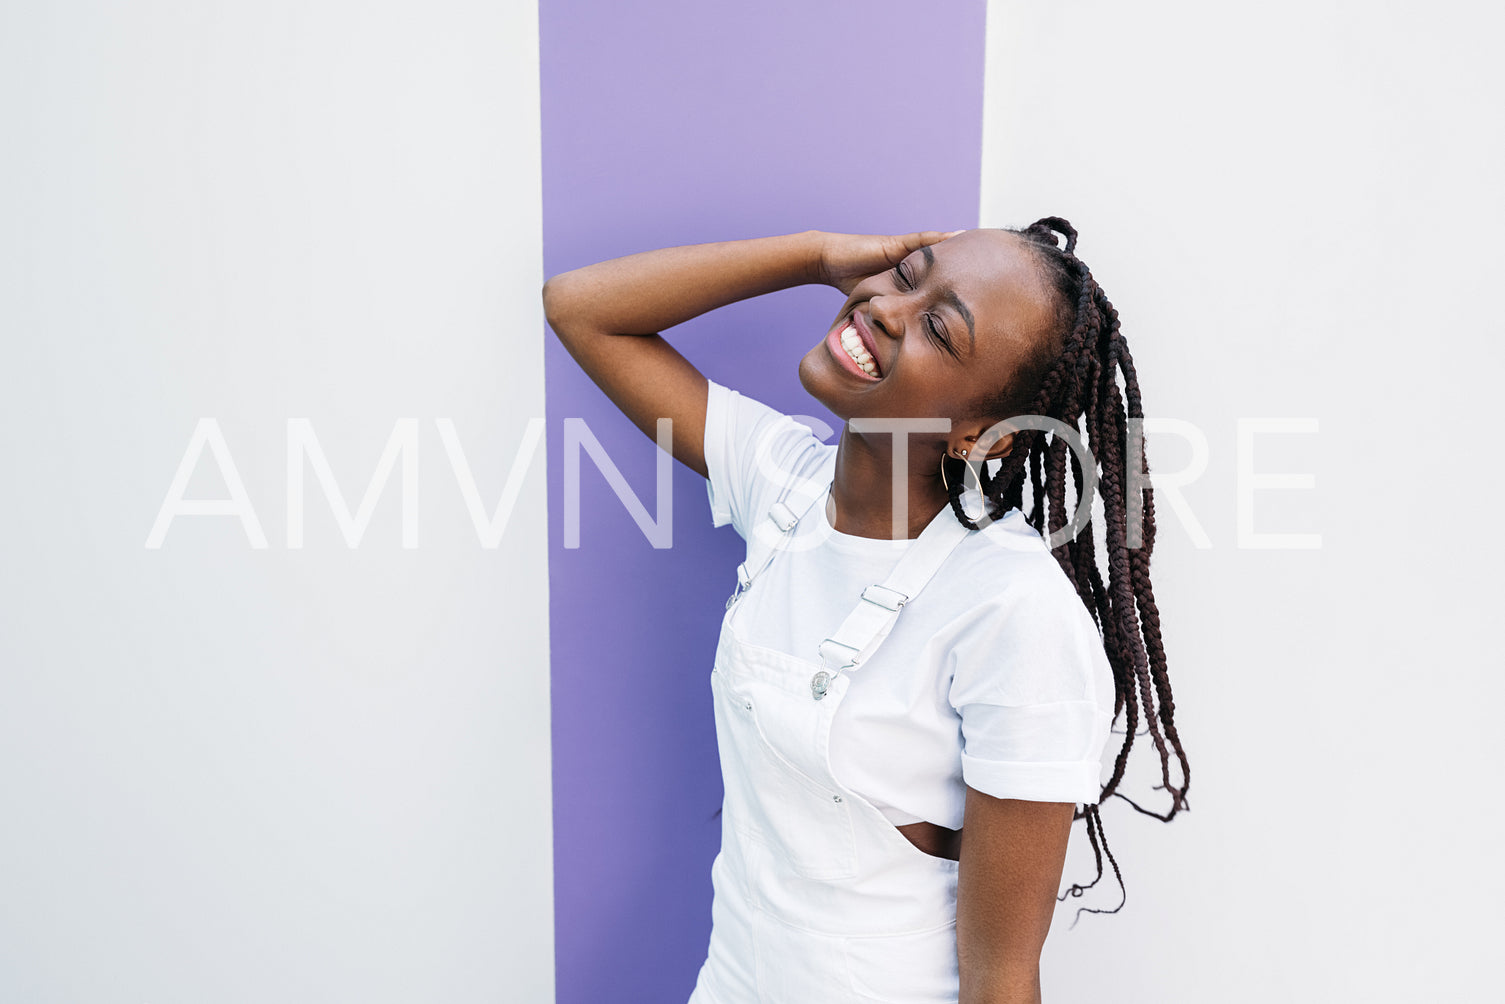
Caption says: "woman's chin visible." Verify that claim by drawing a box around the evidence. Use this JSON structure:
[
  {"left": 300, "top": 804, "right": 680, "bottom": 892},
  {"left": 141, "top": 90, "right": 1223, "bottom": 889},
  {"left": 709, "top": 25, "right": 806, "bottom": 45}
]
[
  {"left": 797, "top": 355, "right": 857, "bottom": 422},
  {"left": 796, "top": 349, "right": 823, "bottom": 395}
]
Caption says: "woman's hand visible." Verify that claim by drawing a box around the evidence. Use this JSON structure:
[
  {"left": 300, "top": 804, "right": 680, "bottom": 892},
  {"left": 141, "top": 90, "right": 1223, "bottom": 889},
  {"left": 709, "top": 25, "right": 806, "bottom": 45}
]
[{"left": 813, "top": 229, "right": 967, "bottom": 295}]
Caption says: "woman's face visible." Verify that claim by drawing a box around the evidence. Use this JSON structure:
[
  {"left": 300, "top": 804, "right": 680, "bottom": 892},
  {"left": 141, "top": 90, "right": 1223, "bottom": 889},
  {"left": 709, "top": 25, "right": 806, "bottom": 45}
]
[{"left": 798, "top": 229, "right": 1056, "bottom": 443}]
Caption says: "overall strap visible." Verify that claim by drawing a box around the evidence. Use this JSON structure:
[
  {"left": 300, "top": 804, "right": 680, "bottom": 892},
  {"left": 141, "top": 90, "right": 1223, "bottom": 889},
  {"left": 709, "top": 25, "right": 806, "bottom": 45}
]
[
  {"left": 724, "top": 457, "right": 833, "bottom": 611},
  {"left": 815, "top": 510, "right": 973, "bottom": 676}
]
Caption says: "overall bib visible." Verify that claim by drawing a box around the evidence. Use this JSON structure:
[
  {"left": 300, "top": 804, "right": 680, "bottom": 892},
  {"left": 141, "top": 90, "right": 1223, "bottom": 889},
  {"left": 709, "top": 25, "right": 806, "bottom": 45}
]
[{"left": 689, "top": 471, "right": 975, "bottom": 1004}]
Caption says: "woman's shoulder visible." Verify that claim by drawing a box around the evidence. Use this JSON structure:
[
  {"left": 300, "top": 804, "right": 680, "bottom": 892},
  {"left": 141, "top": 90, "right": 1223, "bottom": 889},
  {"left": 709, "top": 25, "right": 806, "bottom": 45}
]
[
  {"left": 936, "top": 509, "right": 1091, "bottom": 621},
  {"left": 959, "top": 507, "right": 1060, "bottom": 570},
  {"left": 708, "top": 379, "right": 830, "bottom": 462},
  {"left": 930, "top": 510, "right": 1112, "bottom": 708},
  {"left": 704, "top": 378, "right": 834, "bottom": 536}
]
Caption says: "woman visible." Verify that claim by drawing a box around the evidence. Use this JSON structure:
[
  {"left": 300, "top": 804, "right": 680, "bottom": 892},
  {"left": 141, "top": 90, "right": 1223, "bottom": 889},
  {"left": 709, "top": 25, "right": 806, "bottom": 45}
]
[{"left": 543, "top": 220, "right": 1190, "bottom": 1004}]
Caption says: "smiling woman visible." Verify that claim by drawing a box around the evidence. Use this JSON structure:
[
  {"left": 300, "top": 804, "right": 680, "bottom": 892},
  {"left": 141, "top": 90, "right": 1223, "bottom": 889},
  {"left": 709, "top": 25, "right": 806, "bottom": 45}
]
[
  {"left": 799, "top": 231, "right": 1063, "bottom": 505},
  {"left": 542, "top": 224, "right": 1189, "bottom": 1004}
]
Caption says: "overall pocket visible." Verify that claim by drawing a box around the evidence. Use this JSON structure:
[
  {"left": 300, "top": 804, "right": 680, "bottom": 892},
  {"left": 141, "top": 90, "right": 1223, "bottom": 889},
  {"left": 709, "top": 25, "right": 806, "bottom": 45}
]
[
  {"left": 711, "top": 667, "right": 859, "bottom": 881},
  {"left": 843, "top": 919, "right": 960, "bottom": 1003}
]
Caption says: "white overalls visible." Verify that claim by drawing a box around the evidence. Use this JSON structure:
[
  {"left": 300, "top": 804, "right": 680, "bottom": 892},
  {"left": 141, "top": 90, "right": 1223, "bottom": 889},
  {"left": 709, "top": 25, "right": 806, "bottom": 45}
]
[{"left": 688, "top": 472, "right": 976, "bottom": 1004}]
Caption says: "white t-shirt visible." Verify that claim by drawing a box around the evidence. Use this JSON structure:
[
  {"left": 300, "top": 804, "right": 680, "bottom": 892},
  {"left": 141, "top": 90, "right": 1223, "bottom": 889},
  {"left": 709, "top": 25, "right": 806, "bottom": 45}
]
[{"left": 703, "top": 379, "right": 1117, "bottom": 830}]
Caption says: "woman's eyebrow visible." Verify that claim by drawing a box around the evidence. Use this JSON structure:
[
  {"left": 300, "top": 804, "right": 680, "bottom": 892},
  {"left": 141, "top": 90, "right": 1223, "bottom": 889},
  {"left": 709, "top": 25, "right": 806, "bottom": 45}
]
[{"left": 919, "top": 245, "right": 976, "bottom": 350}]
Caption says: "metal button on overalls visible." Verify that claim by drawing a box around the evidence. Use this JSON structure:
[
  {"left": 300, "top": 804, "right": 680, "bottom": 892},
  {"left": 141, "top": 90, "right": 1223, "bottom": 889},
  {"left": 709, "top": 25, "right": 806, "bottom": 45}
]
[{"left": 688, "top": 471, "right": 975, "bottom": 1004}]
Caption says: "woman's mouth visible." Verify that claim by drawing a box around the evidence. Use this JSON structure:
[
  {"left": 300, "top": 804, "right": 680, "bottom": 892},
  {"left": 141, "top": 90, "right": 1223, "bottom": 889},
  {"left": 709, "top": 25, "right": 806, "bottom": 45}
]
[{"left": 826, "top": 313, "right": 883, "bottom": 380}]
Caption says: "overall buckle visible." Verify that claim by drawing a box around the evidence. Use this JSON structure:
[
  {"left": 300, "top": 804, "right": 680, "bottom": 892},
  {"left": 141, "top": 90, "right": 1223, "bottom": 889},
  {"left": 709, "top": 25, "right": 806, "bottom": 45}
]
[
  {"left": 767, "top": 501, "right": 798, "bottom": 532},
  {"left": 859, "top": 584, "right": 908, "bottom": 611},
  {"left": 725, "top": 562, "right": 753, "bottom": 609},
  {"left": 817, "top": 637, "right": 861, "bottom": 669}
]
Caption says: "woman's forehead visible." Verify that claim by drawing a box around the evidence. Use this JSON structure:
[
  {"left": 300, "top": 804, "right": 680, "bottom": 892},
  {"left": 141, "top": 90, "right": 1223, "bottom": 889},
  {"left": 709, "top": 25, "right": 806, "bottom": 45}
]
[
  {"left": 935, "top": 228, "right": 1040, "bottom": 283},
  {"left": 931, "top": 230, "right": 1054, "bottom": 346}
]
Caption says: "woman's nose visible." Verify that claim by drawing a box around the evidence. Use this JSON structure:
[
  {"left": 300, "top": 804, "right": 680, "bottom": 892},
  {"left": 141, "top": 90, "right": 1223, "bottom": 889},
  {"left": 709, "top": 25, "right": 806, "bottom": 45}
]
[{"left": 867, "top": 294, "right": 907, "bottom": 339}]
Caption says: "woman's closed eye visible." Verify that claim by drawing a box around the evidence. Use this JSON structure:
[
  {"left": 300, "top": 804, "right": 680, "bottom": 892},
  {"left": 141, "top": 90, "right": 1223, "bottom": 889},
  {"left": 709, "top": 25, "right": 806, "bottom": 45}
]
[{"left": 892, "top": 262, "right": 959, "bottom": 359}]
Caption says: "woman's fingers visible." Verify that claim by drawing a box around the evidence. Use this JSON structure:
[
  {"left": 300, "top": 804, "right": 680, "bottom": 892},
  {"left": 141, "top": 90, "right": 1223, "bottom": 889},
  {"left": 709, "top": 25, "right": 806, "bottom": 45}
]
[
  {"left": 814, "top": 229, "right": 970, "bottom": 292},
  {"left": 886, "top": 229, "right": 967, "bottom": 265}
]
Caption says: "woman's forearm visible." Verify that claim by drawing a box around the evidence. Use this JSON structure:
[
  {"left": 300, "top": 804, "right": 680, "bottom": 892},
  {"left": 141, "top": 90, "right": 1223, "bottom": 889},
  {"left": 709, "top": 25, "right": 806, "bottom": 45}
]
[{"left": 541, "top": 230, "right": 825, "bottom": 339}]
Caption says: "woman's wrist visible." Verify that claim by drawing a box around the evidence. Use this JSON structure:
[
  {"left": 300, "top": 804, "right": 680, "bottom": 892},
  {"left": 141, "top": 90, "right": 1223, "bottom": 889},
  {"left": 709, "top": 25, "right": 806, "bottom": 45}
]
[{"left": 799, "top": 229, "right": 835, "bottom": 287}]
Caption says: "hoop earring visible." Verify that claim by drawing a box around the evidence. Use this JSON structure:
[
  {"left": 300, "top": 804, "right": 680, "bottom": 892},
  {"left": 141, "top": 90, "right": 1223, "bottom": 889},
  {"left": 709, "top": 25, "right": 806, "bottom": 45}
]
[{"left": 940, "top": 449, "right": 968, "bottom": 493}]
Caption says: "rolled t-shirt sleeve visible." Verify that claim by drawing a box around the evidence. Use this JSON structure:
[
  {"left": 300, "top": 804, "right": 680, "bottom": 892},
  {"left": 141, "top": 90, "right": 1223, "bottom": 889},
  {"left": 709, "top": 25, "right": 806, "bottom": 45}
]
[
  {"left": 703, "top": 378, "right": 824, "bottom": 540},
  {"left": 703, "top": 380, "right": 738, "bottom": 530},
  {"left": 946, "top": 564, "right": 1117, "bottom": 805}
]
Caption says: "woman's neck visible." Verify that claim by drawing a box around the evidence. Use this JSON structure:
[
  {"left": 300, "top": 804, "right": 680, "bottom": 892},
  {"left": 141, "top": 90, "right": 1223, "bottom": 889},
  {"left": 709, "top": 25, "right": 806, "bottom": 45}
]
[{"left": 827, "top": 427, "right": 951, "bottom": 540}]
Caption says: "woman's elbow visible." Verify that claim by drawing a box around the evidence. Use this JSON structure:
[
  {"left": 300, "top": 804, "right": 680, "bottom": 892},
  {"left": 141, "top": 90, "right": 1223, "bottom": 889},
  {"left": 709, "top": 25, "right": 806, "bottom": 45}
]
[
  {"left": 541, "top": 271, "right": 586, "bottom": 340},
  {"left": 540, "top": 272, "right": 566, "bottom": 326}
]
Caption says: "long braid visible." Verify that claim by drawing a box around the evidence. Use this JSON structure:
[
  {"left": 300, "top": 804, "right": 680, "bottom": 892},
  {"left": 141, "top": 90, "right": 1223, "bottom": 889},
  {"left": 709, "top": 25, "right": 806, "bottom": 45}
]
[{"left": 957, "top": 217, "right": 1191, "bottom": 923}]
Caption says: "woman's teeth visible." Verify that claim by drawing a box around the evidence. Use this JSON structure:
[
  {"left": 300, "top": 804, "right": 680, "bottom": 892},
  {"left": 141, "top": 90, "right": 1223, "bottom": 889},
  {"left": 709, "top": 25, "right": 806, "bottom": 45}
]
[{"left": 839, "top": 324, "right": 879, "bottom": 377}]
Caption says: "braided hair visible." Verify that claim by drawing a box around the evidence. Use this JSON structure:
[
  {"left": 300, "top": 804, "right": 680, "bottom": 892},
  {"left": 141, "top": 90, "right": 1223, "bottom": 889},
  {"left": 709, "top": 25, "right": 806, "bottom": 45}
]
[{"left": 941, "top": 217, "right": 1191, "bottom": 924}]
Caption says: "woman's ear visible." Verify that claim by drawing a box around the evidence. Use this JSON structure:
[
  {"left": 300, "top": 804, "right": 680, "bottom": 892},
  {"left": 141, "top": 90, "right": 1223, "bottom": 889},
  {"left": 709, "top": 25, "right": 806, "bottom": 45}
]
[{"left": 968, "top": 430, "right": 1013, "bottom": 461}]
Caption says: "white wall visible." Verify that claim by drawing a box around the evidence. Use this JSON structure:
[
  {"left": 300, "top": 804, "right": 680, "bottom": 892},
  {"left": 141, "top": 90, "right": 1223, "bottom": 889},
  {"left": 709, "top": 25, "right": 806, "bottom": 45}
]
[
  {"left": 0, "top": 2, "right": 553, "bottom": 1001},
  {"left": 982, "top": 2, "right": 1503, "bottom": 1000}
]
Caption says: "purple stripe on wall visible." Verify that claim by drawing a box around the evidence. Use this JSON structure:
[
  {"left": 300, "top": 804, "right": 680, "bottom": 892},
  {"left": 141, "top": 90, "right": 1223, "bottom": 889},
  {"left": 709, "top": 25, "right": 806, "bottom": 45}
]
[{"left": 539, "top": 3, "right": 987, "bottom": 1000}]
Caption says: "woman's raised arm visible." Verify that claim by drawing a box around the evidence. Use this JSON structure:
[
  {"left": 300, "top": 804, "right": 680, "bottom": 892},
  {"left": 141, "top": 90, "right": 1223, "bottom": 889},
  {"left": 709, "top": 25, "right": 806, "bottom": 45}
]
[
  {"left": 540, "top": 228, "right": 962, "bottom": 478},
  {"left": 540, "top": 231, "right": 827, "bottom": 480}
]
